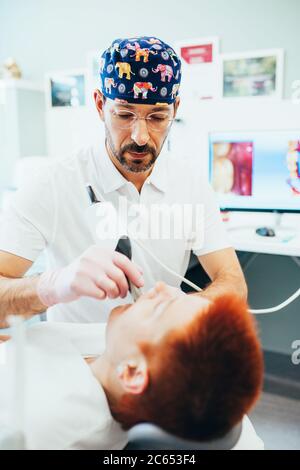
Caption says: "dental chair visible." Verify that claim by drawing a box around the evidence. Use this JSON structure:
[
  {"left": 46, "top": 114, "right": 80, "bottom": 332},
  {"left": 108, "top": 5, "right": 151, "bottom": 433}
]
[{"left": 125, "top": 422, "right": 243, "bottom": 450}]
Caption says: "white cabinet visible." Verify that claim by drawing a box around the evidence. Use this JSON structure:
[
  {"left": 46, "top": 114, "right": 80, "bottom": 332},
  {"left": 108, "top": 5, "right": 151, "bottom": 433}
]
[
  {"left": 45, "top": 102, "right": 104, "bottom": 157},
  {"left": 45, "top": 84, "right": 105, "bottom": 157},
  {"left": 0, "top": 80, "right": 47, "bottom": 201}
]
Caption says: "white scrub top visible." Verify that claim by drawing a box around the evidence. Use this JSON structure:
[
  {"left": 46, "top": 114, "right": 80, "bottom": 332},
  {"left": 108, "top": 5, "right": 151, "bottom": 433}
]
[
  {"left": 0, "top": 144, "right": 231, "bottom": 322},
  {"left": 0, "top": 322, "right": 128, "bottom": 450}
]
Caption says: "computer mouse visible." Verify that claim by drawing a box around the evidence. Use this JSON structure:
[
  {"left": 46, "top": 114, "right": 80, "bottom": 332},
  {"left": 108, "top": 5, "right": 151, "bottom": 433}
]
[{"left": 255, "top": 227, "right": 276, "bottom": 237}]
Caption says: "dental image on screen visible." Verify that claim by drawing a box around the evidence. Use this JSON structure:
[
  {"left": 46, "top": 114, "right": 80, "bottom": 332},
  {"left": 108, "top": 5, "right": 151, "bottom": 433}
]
[
  {"left": 211, "top": 142, "right": 253, "bottom": 196},
  {"left": 286, "top": 140, "right": 300, "bottom": 195},
  {"left": 209, "top": 131, "right": 300, "bottom": 211}
]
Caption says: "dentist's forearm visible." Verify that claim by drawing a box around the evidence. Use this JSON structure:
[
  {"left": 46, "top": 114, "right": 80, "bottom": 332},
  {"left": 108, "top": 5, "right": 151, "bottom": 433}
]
[
  {"left": 191, "top": 274, "right": 248, "bottom": 302},
  {"left": 0, "top": 275, "right": 46, "bottom": 325}
]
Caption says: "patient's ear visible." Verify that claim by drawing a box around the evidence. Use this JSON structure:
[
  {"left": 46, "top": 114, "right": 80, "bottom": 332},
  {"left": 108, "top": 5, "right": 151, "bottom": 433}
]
[{"left": 116, "top": 357, "right": 149, "bottom": 395}]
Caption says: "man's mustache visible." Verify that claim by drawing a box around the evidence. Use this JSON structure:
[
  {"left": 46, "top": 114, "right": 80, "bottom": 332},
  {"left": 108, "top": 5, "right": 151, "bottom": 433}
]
[{"left": 121, "top": 144, "right": 156, "bottom": 157}]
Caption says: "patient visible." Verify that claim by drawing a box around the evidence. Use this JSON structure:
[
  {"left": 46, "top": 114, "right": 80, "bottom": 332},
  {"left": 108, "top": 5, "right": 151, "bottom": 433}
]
[{"left": 0, "top": 282, "right": 263, "bottom": 450}]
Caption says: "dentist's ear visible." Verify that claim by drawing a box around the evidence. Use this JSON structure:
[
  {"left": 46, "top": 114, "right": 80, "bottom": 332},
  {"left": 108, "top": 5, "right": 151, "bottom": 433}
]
[
  {"left": 173, "top": 96, "right": 180, "bottom": 118},
  {"left": 94, "top": 89, "right": 106, "bottom": 121},
  {"left": 116, "top": 357, "right": 149, "bottom": 395}
]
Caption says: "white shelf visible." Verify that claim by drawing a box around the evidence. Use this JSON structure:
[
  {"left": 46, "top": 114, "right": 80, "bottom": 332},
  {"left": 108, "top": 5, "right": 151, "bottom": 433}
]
[
  {"left": 0, "top": 82, "right": 47, "bottom": 205},
  {"left": 0, "top": 79, "right": 44, "bottom": 92}
]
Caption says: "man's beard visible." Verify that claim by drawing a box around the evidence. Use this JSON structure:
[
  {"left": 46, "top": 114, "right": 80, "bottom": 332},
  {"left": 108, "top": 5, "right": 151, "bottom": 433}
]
[{"left": 105, "top": 126, "right": 164, "bottom": 173}]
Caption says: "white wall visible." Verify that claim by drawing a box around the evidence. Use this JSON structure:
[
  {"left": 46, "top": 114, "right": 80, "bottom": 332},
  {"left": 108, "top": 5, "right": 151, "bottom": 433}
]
[{"left": 1, "top": 0, "right": 300, "bottom": 99}]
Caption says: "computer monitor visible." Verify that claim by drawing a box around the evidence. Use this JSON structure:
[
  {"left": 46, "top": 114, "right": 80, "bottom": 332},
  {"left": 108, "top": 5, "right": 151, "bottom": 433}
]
[{"left": 209, "top": 130, "right": 300, "bottom": 212}]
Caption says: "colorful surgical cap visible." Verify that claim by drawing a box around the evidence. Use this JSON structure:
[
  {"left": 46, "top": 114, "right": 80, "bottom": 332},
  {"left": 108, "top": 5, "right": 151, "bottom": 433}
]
[{"left": 99, "top": 36, "right": 182, "bottom": 105}]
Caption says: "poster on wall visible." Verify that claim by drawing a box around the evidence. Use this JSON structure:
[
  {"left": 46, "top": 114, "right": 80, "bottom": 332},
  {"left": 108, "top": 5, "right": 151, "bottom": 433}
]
[
  {"left": 220, "top": 49, "right": 284, "bottom": 99},
  {"left": 46, "top": 70, "right": 87, "bottom": 108},
  {"left": 175, "top": 37, "right": 220, "bottom": 100}
]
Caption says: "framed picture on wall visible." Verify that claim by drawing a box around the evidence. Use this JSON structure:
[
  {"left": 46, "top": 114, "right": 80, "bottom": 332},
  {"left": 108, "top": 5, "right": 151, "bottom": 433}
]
[
  {"left": 46, "top": 69, "right": 87, "bottom": 108},
  {"left": 175, "top": 37, "right": 220, "bottom": 100},
  {"left": 220, "top": 49, "right": 284, "bottom": 99}
]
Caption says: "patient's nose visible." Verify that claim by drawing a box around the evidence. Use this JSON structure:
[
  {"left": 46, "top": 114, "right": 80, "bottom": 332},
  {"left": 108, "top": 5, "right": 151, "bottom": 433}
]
[
  {"left": 154, "top": 282, "right": 185, "bottom": 300},
  {"left": 142, "top": 282, "right": 180, "bottom": 302}
]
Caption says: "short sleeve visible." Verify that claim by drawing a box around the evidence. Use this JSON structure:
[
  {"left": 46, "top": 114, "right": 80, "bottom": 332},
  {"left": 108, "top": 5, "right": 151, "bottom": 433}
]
[
  {"left": 192, "top": 181, "right": 232, "bottom": 257},
  {"left": 0, "top": 167, "right": 55, "bottom": 262}
]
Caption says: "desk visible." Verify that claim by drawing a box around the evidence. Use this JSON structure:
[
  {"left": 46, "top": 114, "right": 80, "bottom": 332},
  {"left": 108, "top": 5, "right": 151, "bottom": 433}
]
[{"left": 224, "top": 212, "right": 300, "bottom": 257}]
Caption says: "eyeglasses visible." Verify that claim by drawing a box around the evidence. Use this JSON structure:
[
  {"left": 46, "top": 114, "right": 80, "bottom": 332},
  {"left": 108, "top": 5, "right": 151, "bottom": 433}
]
[{"left": 111, "top": 109, "right": 174, "bottom": 132}]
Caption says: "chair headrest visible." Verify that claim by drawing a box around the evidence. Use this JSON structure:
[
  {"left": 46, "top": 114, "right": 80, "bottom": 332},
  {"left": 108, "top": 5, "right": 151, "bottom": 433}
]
[{"left": 127, "top": 421, "right": 243, "bottom": 450}]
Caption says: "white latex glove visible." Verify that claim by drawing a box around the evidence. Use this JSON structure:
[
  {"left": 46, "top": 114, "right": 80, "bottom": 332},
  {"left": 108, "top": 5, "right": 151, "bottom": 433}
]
[{"left": 36, "top": 245, "right": 144, "bottom": 307}]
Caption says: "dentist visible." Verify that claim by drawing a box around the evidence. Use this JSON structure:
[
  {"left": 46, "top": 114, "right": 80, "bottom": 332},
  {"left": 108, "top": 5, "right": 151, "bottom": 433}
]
[{"left": 0, "top": 36, "right": 247, "bottom": 325}]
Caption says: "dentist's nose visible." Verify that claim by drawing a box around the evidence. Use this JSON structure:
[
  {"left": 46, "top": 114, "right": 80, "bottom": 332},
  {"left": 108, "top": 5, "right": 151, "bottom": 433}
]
[{"left": 130, "top": 119, "right": 150, "bottom": 147}]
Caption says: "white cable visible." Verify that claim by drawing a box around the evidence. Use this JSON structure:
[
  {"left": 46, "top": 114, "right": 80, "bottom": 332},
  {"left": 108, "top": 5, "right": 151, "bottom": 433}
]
[
  {"left": 292, "top": 256, "right": 300, "bottom": 269},
  {"left": 249, "top": 287, "right": 300, "bottom": 314},
  {"left": 242, "top": 253, "right": 258, "bottom": 273},
  {"left": 132, "top": 237, "right": 203, "bottom": 293},
  {"left": 135, "top": 238, "right": 300, "bottom": 314}
]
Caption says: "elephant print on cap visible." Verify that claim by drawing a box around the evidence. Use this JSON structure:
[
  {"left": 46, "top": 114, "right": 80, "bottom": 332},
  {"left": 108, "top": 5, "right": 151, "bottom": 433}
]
[
  {"left": 109, "top": 42, "right": 120, "bottom": 54},
  {"left": 104, "top": 77, "right": 117, "bottom": 94},
  {"left": 126, "top": 42, "right": 157, "bottom": 63},
  {"left": 167, "top": 49, "right": 178, "bottom": 66},
  {"left": 115, "top": 62, "right": 135, "bottom": 80},
  {"left": 99, "top": 57, "right": 105, "bottom": 73},
  {"left": 170, "top": 83, "right": 180, "bottom": 99},
  {"left": 100, "top": 36, "right": 182, "bottom": 104},
  {"left": 145, "top": 38, "right": 162, "bottom": 45},
  {"left": 132, "top": 82, "right": 158, "bottom": 99},
  {"left": 152, "top": 64, "right": 174, "bottom": 82}
]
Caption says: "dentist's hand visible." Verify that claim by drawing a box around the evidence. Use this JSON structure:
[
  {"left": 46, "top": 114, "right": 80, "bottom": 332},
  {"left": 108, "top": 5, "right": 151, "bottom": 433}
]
[{"left": 36, "top": 245, "right": 144, "bottom": 307}]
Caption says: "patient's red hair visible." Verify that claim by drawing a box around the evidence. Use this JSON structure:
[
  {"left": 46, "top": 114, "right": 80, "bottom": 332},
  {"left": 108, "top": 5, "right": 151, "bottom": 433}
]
[{"left": 111, "top": 293, "right": 263, "bottom": 441}]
